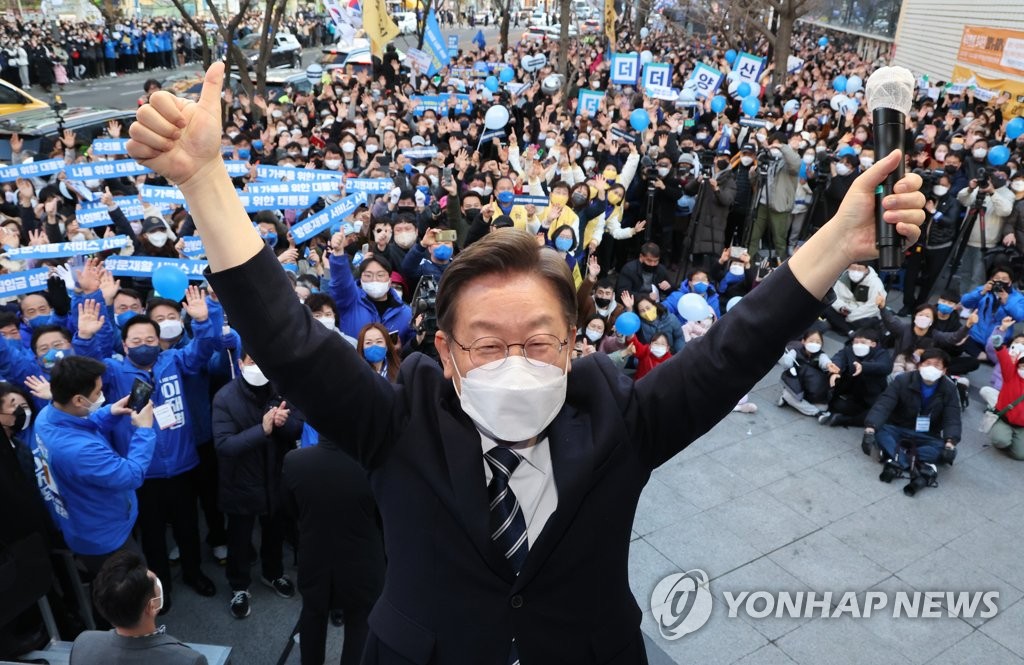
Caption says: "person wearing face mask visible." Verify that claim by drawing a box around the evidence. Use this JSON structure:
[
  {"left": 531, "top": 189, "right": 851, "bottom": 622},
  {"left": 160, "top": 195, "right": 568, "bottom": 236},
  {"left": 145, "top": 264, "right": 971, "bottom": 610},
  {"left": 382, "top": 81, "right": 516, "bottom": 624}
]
[
  {"left": 327, "top": 231, "right": 413, "bottom": 343},
  {"left": 99, "top": 288, "right": 223, "bottom": 611},
  {"left": 959, "top": 264, "right": 1024, "bottom": 360},
  {"left": 878, "top": 299, "right": 972, "bottom": 368},
  {"left": 964, "top": 139, "right": 993, "bottom": 181},
  {"left": 819, "top": 328, "right": 893, "bottom": 427},
  {"left": 32, "top": 356, "right": 155, "bottom": 576},
  {"left": 616, "top": 242, "right": 672, "bottom": 302},
  {"left": 824, "top": 263, "right": 886, "bottom": 337},
  {"left": 956, "top": 167, "right": 1016, "bottom": 289},
  {"left": 629, "top": 332, "right": 672, "bottom": 381},
  {"left": 577, "top": 253, "right": 625, "bottom": 328},
  {"left": 400, "top": 226, "right": 455, "bottom": 284},
  {"left": 666, "top": 269, "right": 722, "bottom": 319},
  {"left": 70, "top": 550, "right": 208, "bottom": 664},
  {"left": 480, "top": 176, "right": 539, "bottom": 232},
  {"left": 688, "top": 149, "right": 738, "bottom": 270},
  {"left": 128, "top": 216, "right": 178, "bottom": 260},
  {"left": 303, "top": 293, "right": 358, "bottom": 347},
  {"left": 985, "top": 331, "right": 1024, "bottom": 460},
  {"left": 901, "top": 174, "right": 963, "bottom": 313},
  {"left": 641, "top": 157, "right": 684, "bottom": 261},
  {"left": 547, "top": 224, "right": 583, "bottom": 288},
  {"left": 213, "top": 350, "right": 304, "bottom": 619},
  {"left": 633, "top": 295, "right": 684, "bottom": 354},
  {"left": 726, "top": 144, "right": 757, "bottom": 247},
  {"left": 863, "top": 349, "right": 961, "bottom": 485},
  {"left": 822, "top": 154, "right": 860, "bottom": 220},
  {"left": 746, "top": 132, "right": 801, "bottom": 260},
  {"left": 778, "top": 329, "right": 833, "bottom": 417},
  {"left": 579, "top": 314, "right": 608, "bottom": 349},
  {"left": 999, "top": 172, "right": 1024, "bottom": 250}
]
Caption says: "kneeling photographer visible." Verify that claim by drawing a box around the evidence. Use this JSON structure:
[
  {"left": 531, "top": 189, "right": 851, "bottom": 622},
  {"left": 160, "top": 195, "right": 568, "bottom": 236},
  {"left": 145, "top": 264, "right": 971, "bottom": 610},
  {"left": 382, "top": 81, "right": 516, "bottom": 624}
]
[
  {"left": 959, "top": 264, "right": 1024, "bottom": 360},
  {"left": 862, "top": 349, "right": 961, "bottom": 496}
]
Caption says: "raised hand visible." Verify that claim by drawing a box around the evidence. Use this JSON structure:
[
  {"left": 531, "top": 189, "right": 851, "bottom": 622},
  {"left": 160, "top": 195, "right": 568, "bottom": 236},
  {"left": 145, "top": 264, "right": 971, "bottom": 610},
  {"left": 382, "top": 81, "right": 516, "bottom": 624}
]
[
  {"left": 24, "top": 375, "right": 51, "bottom": 401},
  {"left": 183, "top": 284, "right": 209, "bottom": 322},
  {"left": 77, "top": 299, "right": 106, "bottom": 339},
  {"left": 99, "top": 269, "right": 120, "bottom": 305},
  {"left": 272, "top": 401, "right": 290, "bottom": 428},
  {"left": 9, "top": 132, "right": 22, "bottom": 155},
  {"left": 28, "top": 229, "right": 47, "bottom": 247},
  {"left": 107, "top": 120, "right": 123, "bottom": 138},
  {"left": 128, "top": 62, "right": 225, "bottom": 188},
  {"left": 620, "top": 290, "right": 634, "bottom": 311}
]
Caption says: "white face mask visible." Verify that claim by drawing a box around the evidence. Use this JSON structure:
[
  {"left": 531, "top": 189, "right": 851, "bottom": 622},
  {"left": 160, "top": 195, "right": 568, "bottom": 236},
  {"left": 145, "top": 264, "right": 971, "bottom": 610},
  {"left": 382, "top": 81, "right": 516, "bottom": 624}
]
[
  {"left": 740, "top": 156, "right": 754, "bottom": 166},
  {"left": 932, "top": 185, "right": 949, "bottom": 197},
  {"left": 453, "top": 355, "right": 567, "bottom": 442},
  {"left": 158, "top": 318, "right": 184, "bottom": 340},
  {"left": 584, "top": 159, "right": 596, "bottom": 171},
  {"left": 769, "top": 148, "right": 782, "bottom": 159},
  {"left": 361, "top": 280, "right": 390, "bottom": 299},
  {"left": 729, "top": 264, "right": 745, "bottom": 276},
  {"left": 70, "top": 232, "right": 86, "bottom": 242},
  {"left": 148, "top": 231, "right": 168, "bottom": 247},
  {"left": 919, "top": 365, "right": 943, "bottom": 383},
  {"left": 972, "top": 148, "right": 987, "bottom": 160},
  {"left": 835, "top": 163, "right": 852, "bottom": 176},
  {"left": 151, "top": 576, "right": 164, "bottom": 612},
  {"left": 1011, "top": 343, "right": 1024, "bottom": 357},
  {"left": 394, "top": 231, "right": 418, "bottom": 249},
  {"left": 657, "top": 167, "right": 670, "bottom": 177},
  {"left": 650, "top": 343, "right": 668, "bottom": 358},
  {"left": 83, "top": 392, "right": 105, "bottom": 414},
  {"left": 804, "top": 341, "right": 822, "bottom": 354},
  {"left": 585, "top": 328, "right": 603, "bottom": 343},
  {"left": 241, "top": 364, "right": 269, "bottom": 386},
  {"left": 860, "top": 157, "right": 875, "bottom": 169},
  {"left": 366, "top": 144, "right": 379, "bottom": 154},
  {"left": 1012, "top": 181, "right": 1024, "bottom": 193},
  {"left": 315, "top": 315, "right": 335, "bottom": 329},
  {"left": 802, "top": 154, "right": 814, "bottom": 164},
  {"left": 579, "top": 138, "right": 590, "bottom": 148},
  {"left": 852, "top": 342, "right": 871, "bottom": 358},
  {"left": 545, "top": 138, "right": 556, "bottom": 149},
  {"left": 341, "top": 142, "right": 356, "bottom": 153},
  {"left": 847, "top": 269, "right": 865, "bottom": 283},
  {"left": 324, "top": 159, "right": 342, "bottom": 170},
  {"left": 914, "top": 315, "right": 933, "bottom": 330}
]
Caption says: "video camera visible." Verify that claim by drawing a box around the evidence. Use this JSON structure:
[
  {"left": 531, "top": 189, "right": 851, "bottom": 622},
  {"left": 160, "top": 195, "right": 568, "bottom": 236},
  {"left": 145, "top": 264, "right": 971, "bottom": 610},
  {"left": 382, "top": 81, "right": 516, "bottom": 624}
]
[
  {"left": 912, "top": 168, "right": 944, "bottom": 198},
  {"left": 412, "top": 275, "right": 440, "bottom": 337},
  {"left": 976, "top": 167, "right": 990, "bottom": 191}
]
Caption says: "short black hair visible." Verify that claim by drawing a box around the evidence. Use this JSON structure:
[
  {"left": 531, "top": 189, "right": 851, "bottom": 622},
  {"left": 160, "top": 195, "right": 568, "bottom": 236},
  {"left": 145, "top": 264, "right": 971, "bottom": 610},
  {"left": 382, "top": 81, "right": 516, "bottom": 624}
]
[
  {"left": 305, "top": 293, "right": 338, "bottom": 318},
  {"left": 595, "top": 277, "right": 615, "bottom": 292},
  {"left": 20, "top": 291, "right": 53, "bottom": 308},
  {"left": 92, "top": 550, "right": 154, "bottom": 629},
  {"left": 639, "top": 242, "right": 660, "bottom": 258},
  {"left": 145, "top": 297, "right": 181, "bottom": 316},
  {"left": 938, "top": 288, "right": 960, "bottom": 302},
  {"left": 50, "top": 355, "right": 106, "bottom": 405},
  {"left": 0, "top": 311, "right": 18, "bottom": 329},
  {"left": 30, "top": 324, "right": 71, "bottom": 354},
  {"left": 358, "top": 253, "right": 393, "bottom": 277},
  {"left": 852, "top": 327, "right": 879, "bottom": 343},
  {"left": 920, "top": 348, "right": 950, "bottom": 368},
  {"left": 121, "top": 315, "right": 159, "bottom": 342},
  {"left": 114, "top": 288, "right": 144, "bottom": 305},
  {"left": 988, "top": 263, "right": 1014, "bottom": 281}
]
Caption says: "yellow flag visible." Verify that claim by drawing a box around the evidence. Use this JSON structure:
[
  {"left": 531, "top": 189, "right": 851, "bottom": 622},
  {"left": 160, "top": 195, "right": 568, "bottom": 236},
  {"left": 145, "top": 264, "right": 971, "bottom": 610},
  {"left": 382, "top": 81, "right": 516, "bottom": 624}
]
[
  {"left": 604, "top": 0, "right": 617, "bottom": 51},
  {"left": 363, "top": 0, "right": 400, "bottom": 58}
]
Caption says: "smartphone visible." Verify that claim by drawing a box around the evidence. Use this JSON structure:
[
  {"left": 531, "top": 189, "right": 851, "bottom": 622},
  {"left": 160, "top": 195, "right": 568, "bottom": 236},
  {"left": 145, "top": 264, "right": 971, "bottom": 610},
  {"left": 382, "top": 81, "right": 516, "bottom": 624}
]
[
  {"left": 443, "top": 166, "right": 453, "bottom": 185},
  {"left": 128, "top": 378, "right": 154, "bottom": 413},
  {"left": 435, "top": 229, "right": 458, "bottom": 243},
  {"left": 361, "top": 243, "right": 370, "bottom": 255},
  {"left": 730, "top": 245, "right": 747, "bottom": 258},
  {"left": 378, "top": 155, "right": 392, "bottom": 168},
  {"left": 542, "top": 155, "right": 557, "bottom": 168}
]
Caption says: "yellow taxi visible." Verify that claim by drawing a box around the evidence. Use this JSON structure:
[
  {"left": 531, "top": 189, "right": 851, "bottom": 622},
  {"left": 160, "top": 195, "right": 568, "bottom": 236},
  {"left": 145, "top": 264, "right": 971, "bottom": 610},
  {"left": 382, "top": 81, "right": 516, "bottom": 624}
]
[{"left": 0, "top": 78, "right": 48, "bottom": 116}]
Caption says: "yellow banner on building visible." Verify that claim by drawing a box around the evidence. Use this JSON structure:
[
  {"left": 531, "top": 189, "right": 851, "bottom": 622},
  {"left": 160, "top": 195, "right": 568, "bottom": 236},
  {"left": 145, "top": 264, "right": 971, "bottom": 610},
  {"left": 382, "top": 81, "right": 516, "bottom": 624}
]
[
  {"left": 951, "top": 65, "right": 1024, "bottom": 118},
  {"left": 363, "top": 0, "right": 400, "bottom": 58},
  {"left": 956, "top": 25, "right": 1024, "bottom": 79},
  {"left": 604, "top": 0, "right": 616, "bottom": 50}
]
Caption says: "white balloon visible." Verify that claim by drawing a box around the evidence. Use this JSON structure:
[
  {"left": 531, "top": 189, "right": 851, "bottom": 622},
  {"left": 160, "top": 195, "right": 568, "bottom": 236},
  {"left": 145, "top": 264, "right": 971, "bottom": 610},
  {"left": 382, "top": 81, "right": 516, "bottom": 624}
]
[
  {"left": 845, "top": 75, "right": 863, "bottom": 94},
  {"left": 830, "top": 93, "right": 849, "bottom": 112},
  {"left": 678, "top": 88, "right": 696, "bottom": 102},
  {"left": 484, "top": 104, "right": 510, "bottom": 129},
  {"left": 727, "top": 79, "right": 740, "bottom": 96},
  {"left": 640, "top": 50, "right": 654, "bottom": 65},
  {"left": 678, "top": 293, "right": 710, "bottom": 322},
  {"left": 783, "top": 99, "right": 799, "bottom": 115},
  {"left": 726, "top": 296, "right": 742, "bottom": 312},
  {"left": 640, "top": 27, "right": 650, "bottom": 38},
  {"left": 682, "top": 78, "right": 698, "bottom": 90}
]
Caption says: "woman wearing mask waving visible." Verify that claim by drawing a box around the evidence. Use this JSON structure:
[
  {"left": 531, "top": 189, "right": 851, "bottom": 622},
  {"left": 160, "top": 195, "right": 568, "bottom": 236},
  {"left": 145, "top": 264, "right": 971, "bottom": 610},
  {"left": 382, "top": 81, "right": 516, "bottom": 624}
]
[
  {"left": 778, "top": 329, "right": 833, "bottom": 417},
  {"left": 629, "top": 293, "right": 684, "bottom": 354},
  {"left": 988, "top": 330, "right": 1024, "bottom": 460},
  {"left": 877, "top": 298, "right": 973, "bottom": 365}
]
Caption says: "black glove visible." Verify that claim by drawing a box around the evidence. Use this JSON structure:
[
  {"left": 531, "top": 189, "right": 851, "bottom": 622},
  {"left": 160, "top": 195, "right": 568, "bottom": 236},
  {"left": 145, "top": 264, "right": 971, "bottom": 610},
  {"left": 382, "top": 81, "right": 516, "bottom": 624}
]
[{"left": 47, "top": 275, "right": 71, "bottom": 317}]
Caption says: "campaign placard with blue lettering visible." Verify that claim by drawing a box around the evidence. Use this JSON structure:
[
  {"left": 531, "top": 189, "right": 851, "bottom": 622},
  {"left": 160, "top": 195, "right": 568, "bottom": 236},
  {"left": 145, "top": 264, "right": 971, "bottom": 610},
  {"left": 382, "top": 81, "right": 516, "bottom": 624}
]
[
  {"left": 91, "top": 138, "right": 129, "bottom": 155},
  {"left": 344, "top": 178, "right": 396, "bottom": 195},
  {"left": 610, "top": 53, "right": 640, "bottom": 86},
  {"left": 237, "top": 191, "right": 319, "bottom": 212},
  {"left": 401, "top": 146, "right": 439, "bottom": 160},
  {"left": 733, "top": 52, "right": 765, "bottom": 84},
  {"left": 3, "top": 236, "right": 132, "bottom": 261},
  {"left": 180, "top": 236, "right": 205, "bottom": 257},
  {"left": 687, "top": 62, "right": 724, "bottom": 99},
  {"left": 290, "top": 192, "right": 368, "bottom": 244},
  {"left": 423, "top": 9, "right": 450, "bottom": 76},
  {"left": 409, "top": 94, "right": 473, "bottom": 116},
  {"left": 0, "top": 158, "right": 68, "bottom": 182},
  {"left": 247, "top": 180, "right": 342, "bottom": 196},
  {"left": 512, "top": 195, "right": 550, "bottom": 208},
  {"left": 447, "top": 34, "right": 458, "bottom": 57},
  {"left": 224, "top": 160, "right": 251, "bottom": 178},
  {"left": 642, "top": 63, "right": 673, "bottom": 91},
  {"left": 577, "top": 88, "right": 604, "bottom": 117},
  {"left": 255, "top": 165, "right": 342, "bottom": 182},
  {"left": 76, "top": 197, "right": 169, "bottom": 228},
  {"left": 66, "top": 159, "right": 152, "bottom": 180},
  {"left": 105, "top": 256, "right": 209, "bottom": 281},
  {"left": 0, "top": 268, "right": 50, "bottom": 299},
  {"left": 140, "top": 185, "right": 187, "bottom": 205}
]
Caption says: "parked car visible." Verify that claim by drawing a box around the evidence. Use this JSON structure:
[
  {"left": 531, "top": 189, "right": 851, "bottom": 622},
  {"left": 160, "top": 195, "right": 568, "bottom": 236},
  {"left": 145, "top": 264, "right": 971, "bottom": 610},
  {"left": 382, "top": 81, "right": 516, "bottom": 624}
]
[
  {"left": 236, "top": 31, "right": 303, "bottom": 69},
  {"left": 528, "top": 10, "right": 548, "bottom": 25},
  {"left": 394, "top": 11, "right": 418, "bottom": 35},
  {"left": 0, "top": 79, "right": 48, "bottom": 116},
  {"left": 522, "top": 26, "right": 549, "bottom": 41},
  {"left": 581, "top": 18, "right": 602, "bottom": 34},
  {"left": 319, "top": 39, "right": 407, "bottom": 74},
  {"left": 0, "top": 107, "right": 136, "bottom": 161}
]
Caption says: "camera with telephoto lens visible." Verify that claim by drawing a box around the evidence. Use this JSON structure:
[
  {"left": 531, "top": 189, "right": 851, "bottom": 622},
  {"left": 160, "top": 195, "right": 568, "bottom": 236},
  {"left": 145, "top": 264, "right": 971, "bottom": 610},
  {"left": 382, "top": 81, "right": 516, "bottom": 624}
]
[
  {"left": 697, "top": 148, "right": 716, "bottom": 173},
  {"left": 991, "top": 280, "right": 1009, "bottom": 294},
  {"left": 903, "top": 462, "right": 938, "bottom": 497},
  {"left": 912, "top": 168, "right": 943, "bottom": 198},
  {"left": 816, "top": 151, "right": 835, "bottom": 174},
  {"left": 412, "top": 275, "right": 439, "bottom": 337},
  {"left": 976, "top": 167, "right": 989, "bottom": 190}
]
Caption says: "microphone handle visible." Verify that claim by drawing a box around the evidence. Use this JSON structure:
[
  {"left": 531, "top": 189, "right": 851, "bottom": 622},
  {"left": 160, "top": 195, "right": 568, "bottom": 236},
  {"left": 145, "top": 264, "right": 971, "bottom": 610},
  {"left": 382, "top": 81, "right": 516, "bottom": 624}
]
[{"left": 873, "top": 107, "right": 905, "bottom": 271}]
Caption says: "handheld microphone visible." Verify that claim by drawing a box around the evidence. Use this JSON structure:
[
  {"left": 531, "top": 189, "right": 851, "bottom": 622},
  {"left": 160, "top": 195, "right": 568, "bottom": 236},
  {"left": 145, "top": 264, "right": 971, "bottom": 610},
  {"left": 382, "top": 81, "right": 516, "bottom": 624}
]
[{"left": 865, "top": 66, "right": 915, "bottom": 272}]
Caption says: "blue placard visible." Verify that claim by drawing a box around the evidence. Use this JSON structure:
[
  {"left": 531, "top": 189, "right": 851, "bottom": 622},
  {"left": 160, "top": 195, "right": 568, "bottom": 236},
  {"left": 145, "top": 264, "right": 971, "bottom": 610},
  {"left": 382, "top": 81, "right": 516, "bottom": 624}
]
[
  {"left": 140, "top": 185, "right": 187, "bottom": 205},
  {"left": 105, "top": 256, "right": 209, "bottom": 280},
  {"left": 447, "top": 34, "right": 458, "bottom": 58},
  {"left": 344, "top": 178, "right": 396, "bottom": 195},
  {"left": 423, "top": 9, "right": 450, "bottom": 76},
  {"left": 733, "top": 52, "right": 765, "bottom": 84},
  {"left": 409, "top": 94, "right": 473, "bottom": 116},
  {"left": 180, "top": 236, "right": 205, "bottom": 257},
  {"left": 0, "top": 158, "right": 68, "bottom": 182},
  {"left": 247, "top": 180, "right": 343, "bottom": 196},
  {"left": 610, "top": 127, "right": 637, "bottom": 143},
  {"left": 3, "top": 236, "right": 132, "bottom": 261},
  {"left": 401, "top": 147, "right": 439, "bottom": 160},
  {"left": 642, "top": 63, "right": 673, "bottom": 91},
  {"left": 577, "top": 88, "right": 604, "bottom": 117},
  {"left": 290, "top": 192, "right": 368, "bottom": 244},
  {"left": 688, "top": 62, "right": 724, "bottom": 99},
  {"left": 224, "top": 160, "right": 251, "bottom": 177},
  {"left": 237, "top": 191, "right": 319, "bottom": 211},
  {"left": 76, "top": 197, "right": 169, "bottom": 228},
  {"left": 66, "top": 159, "right": 151, "bottom": 180},
  {"left": 91, "top": 138, "right": 129, "bottom": 155},
  {"left": 0, "top": 268, "right": 50, "bottom": 298},
  {"left": 512, "top": 195, "right": 550, "bottom": 208},
  {"left": 255, "top": 165, "right": 342, "bottom": 182},
  {"left": 610, "top": 53, "right": 640, "bottom": 86}
]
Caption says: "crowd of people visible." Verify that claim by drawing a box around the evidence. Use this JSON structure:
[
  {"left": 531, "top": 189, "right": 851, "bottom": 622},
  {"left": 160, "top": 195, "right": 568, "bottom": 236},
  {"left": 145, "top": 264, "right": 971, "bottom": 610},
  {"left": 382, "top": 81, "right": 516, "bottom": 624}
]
[{"left": 0, "top": 11, "right": 1022, "bottom": 665}]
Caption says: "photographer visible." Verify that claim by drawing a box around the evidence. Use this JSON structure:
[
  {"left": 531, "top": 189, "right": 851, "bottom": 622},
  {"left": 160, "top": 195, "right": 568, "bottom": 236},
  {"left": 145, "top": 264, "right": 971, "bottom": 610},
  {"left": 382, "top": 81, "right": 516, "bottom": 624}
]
[
  {"left": 639, "top": 155, "right": 683, "bottom": 261},
  {"left": 902, "top": 172, "right": 962, "bottom": 313},
  {"left": 955, "top": 168, "right": 1015, "bottom": 289},
  {"left": 689, "top": 148, "right": 737, "bottom": 272},
  {"left": 823, "top": 152, "right": 860, "bottom": 220},
  {"left": 959, "top": 264, "right": 1024, "bottom": 360},
  {"left": 999, "top": 170, "right": 1024, "bottom": 250},
  {"left": 746, "top": 132, "right": 801, "bottom": 260}
]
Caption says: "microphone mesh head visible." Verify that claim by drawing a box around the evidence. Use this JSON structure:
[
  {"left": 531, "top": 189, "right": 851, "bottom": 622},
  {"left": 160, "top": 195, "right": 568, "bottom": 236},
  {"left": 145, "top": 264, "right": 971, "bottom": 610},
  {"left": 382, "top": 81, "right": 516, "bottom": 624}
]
[{"left": 866, "top": 66, "right": 916, "bottom": 115}]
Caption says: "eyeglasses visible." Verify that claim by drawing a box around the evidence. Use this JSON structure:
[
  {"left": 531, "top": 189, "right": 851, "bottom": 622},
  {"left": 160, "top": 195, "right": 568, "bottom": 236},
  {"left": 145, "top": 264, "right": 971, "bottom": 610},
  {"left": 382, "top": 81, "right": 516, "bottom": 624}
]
[{"left": 449, "top": 333, "right": 569, "bottom": 369}]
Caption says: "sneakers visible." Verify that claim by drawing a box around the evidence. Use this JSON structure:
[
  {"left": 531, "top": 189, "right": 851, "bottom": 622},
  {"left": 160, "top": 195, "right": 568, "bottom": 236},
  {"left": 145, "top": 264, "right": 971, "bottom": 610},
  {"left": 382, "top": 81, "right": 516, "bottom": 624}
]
[
  {"left": 733, "top": 402, "right": 758, "bottom": 414},
  {"left": 261, "top": 575, "right": 296, "bottom": 599},
  {"left": 212, "top": 545, "right": 228, "bottom": 563},
  {"left": 168, "top": 546, "right": 180, "bottom": 563},
  {"left": 230, "top": 590, "right": 251, "bottom": 619},
  {"left": 817, "top": 412, "right": 836, "bottom": 426}
]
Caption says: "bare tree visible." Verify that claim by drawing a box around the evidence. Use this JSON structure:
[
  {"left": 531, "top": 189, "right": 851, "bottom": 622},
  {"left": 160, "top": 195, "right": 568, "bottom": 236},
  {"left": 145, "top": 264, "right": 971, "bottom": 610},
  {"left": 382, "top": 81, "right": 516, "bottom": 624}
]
[
  {"left": 87, "top": 0, "right": 120, "bottom": 27},
  {"left": 166, "top": 0, "right": 213, "bottom": 68},
  {"left": 499, "top": 0, "right": 514, "bottom": 54},
  {"left": 253, "top": 0, "right": 290, "bottom": 99},
  {"left": 726, "top": 0, "right": 814, "bottom": 99},
  {"left": 415, "top": 0, "right": 434, "bottom": 50}
]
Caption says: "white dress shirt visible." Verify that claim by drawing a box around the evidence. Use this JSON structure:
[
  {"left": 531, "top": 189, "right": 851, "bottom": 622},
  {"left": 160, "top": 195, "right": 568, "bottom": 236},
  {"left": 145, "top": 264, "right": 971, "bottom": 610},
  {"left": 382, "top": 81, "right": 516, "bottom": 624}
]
[{"left": 481, "top": 434, "right": 559, "bottom": 548}]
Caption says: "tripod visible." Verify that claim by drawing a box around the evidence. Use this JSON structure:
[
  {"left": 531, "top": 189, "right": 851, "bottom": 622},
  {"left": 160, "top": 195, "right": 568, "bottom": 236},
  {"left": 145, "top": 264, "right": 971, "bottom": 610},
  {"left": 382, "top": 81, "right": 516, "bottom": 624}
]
[
  {"left": 743, "top": 158, "right": 780, "bottom": 265},
  {"left": 943, "top": 189, "right": 988, "bottom": 290},
  {"left": 798, "top": 167, "right": 831, "bottom": 243},
  {"left": 679, "top": 176, "right": 712, "bottom": 278}
]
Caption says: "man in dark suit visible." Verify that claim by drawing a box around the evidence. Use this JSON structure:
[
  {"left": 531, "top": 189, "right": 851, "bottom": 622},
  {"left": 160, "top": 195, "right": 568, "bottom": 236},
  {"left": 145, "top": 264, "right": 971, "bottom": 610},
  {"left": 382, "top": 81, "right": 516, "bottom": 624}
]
[
  {"left": 128, "top": 62, "right": 926, "bottom": 665},
  {"left": 282, "top": 437, "right": 385, "bottom": 665}
]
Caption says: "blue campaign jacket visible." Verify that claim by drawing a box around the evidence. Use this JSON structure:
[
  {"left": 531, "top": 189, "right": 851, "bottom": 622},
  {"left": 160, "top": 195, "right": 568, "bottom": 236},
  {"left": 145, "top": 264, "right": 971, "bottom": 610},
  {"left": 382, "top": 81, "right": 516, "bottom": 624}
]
[
  {"left": 664, "top": 280, "right": 722, "bottom": 321},
  {"left": 400, "top": 243, "right": 450, "bottom": 283},
  {"left": 33, "top": 404, "right": 155, "bottom": 555},
  {"left": 960, "top": 287, "right": 1024, "bottom": 345},
  {"left": 101, "top": 299, "right": 222, "bottom": 478},
  {"left": 328, "top": 253, "right": 414, "bottom": 343}
]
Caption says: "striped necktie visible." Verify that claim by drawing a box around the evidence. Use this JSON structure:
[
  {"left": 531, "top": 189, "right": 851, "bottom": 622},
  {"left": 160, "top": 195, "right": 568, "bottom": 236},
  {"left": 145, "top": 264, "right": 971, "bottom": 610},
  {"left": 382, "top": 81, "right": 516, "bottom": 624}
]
[{"left": 485, "top": 446, "right": 528, "bottom": 665}]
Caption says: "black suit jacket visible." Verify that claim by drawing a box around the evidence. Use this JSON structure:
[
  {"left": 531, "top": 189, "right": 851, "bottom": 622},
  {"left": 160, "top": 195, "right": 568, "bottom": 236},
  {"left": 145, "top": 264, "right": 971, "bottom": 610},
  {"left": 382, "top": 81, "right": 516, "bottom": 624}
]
[{"left": 208, "top": 246, "right": 824, "bottom": 664}]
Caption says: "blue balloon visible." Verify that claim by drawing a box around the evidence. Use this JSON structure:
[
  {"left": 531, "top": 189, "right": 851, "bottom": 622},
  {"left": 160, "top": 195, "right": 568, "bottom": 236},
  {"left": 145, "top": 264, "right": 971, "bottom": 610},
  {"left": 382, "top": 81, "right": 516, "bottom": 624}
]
[
  {"left": 614, "top": 312, "right": 641, "bottom": 336},
  {"left": 988, "top": 144, "right": 1011, "bottom": 166},
  {"left": 1007, "top": 117, "right": 1024, "bottom": 140},
  {"left": 152, "top": 266, "right": 188, "bottom": 302},
  {"left": 818, "top": 36, "right": 829, "bottom": 47},
  {"left": 710, "top": 95, "right": 727, "bottom": 114},
  {"left": 484, "top": 75, "right": 499, "bottom": 92},
  {"left": 629, "top": 108, "right": 650, "bottom": 132},
  {"left": 499, "top": 66, "right": 515, "bottom": 83},
  {"left": 832, "top": 75, "right": 847, "bottom": 92},
  {"left": 741, "top": 95, "right": 761, "bottom": 117},
  {"left": 711, "top": 35, "right": 718, "bottom": 45},
  {"left": 736, "top": 81, "right": 751, "bottom": 98},
  {"left": 725, "top": 49, "right": 737, "bottom": 65}
]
